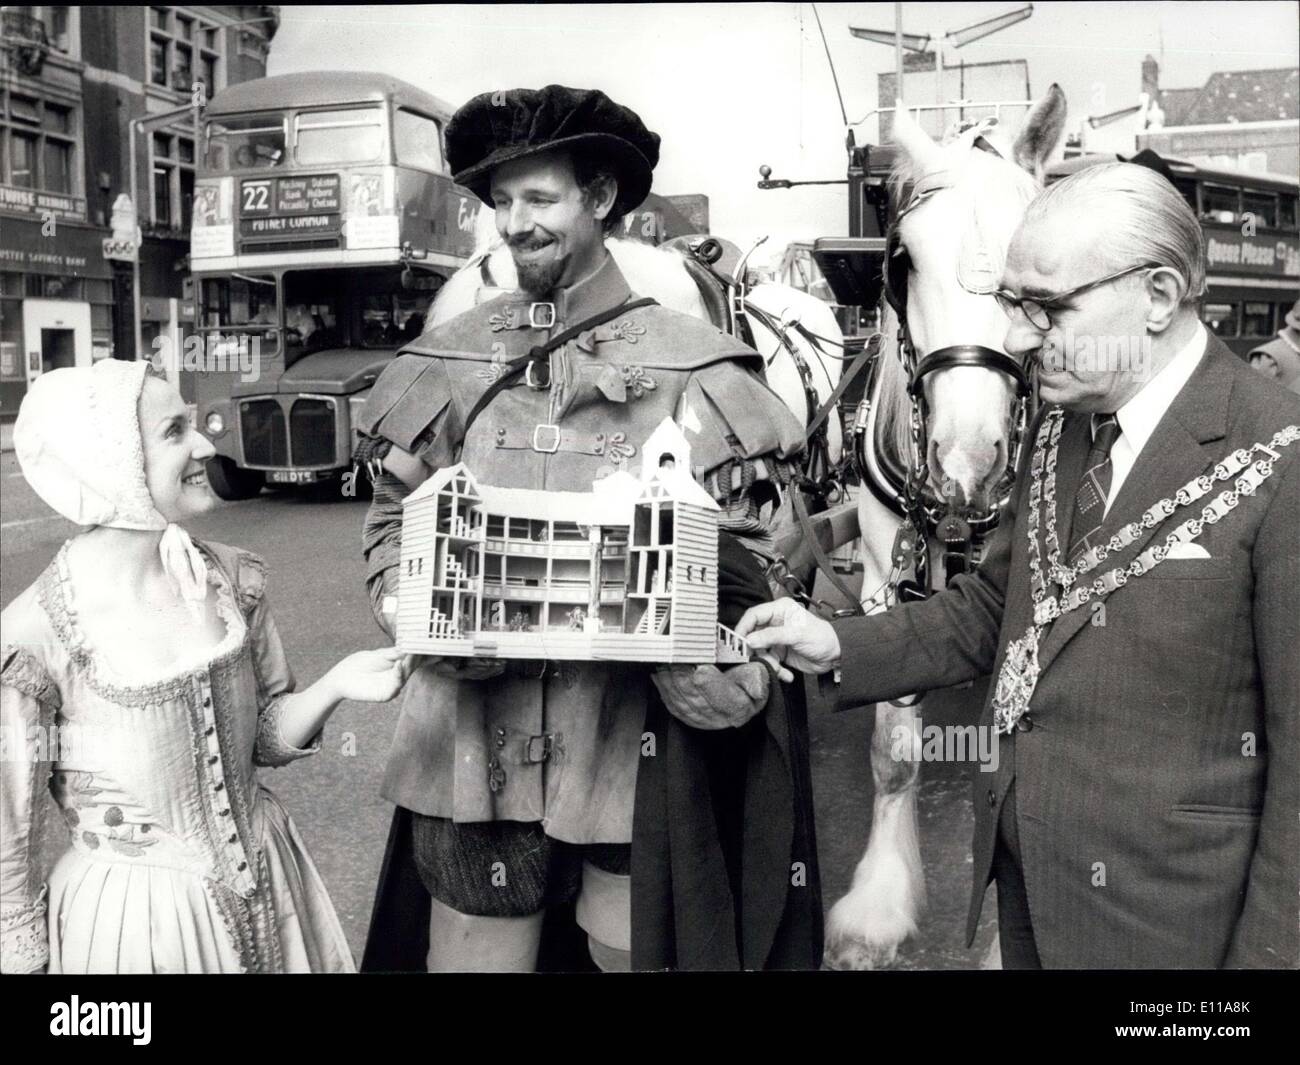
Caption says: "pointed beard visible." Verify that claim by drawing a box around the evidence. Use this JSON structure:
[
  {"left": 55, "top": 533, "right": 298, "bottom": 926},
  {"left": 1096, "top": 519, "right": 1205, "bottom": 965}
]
[{"left": 514, "top": 255, "right": 566, "bottom": 297}]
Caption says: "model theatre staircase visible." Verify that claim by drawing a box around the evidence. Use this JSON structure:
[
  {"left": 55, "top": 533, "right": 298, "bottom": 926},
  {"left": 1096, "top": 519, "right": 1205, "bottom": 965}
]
[
  {"left": 429, "top": 608, "right": 458, "bottom": 639},
  {"left": 443, "top": 556, "right": 468, "bottom": 588},
  {"left": 636, "top": 599, "right": 670, "bottom": 635}
]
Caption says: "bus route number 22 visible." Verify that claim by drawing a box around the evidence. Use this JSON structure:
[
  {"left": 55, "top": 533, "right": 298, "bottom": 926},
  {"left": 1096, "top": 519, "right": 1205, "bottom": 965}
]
[{"left": 242, "top": 181, "right": 272, "bottom": 214}]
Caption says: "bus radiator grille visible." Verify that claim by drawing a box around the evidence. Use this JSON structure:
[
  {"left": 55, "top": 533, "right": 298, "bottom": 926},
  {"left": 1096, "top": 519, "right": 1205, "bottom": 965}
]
[
  {"left": 290, "top": 398, "right": 336, "bottom": 467},
  {"left": 240, "top": 399, "right": 289, "bottom": 467}
]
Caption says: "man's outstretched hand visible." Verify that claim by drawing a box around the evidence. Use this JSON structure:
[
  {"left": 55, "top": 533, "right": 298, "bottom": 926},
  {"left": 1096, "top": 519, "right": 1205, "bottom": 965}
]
[
  {"left": 652, "top": 662, "right": 771, "bottom": 730},
  {"left": 735, "top": 598, "right": 842, "bottom": 677}
]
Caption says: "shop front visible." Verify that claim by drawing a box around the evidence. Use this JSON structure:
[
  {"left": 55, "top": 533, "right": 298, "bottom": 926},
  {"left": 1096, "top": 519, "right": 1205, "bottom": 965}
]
[{"left": 0, "top": 212, "right": 116, "bottom": 420}]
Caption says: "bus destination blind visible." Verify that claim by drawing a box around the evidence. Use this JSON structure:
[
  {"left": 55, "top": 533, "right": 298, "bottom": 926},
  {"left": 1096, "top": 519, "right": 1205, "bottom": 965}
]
[{"left": 239, "top": 174, "right": 342, "bottom": 239}]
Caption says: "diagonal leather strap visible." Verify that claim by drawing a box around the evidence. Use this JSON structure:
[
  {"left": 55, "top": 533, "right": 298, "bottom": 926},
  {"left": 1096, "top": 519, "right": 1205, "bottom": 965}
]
[
  {"left": 803, "top": 331, "right": 882, "bottom": 441},
  {"left": 453, "top": 296, "right": 658, "bottom": 462},
  {"left": 791, "top": 487, "right": 864, "bottom": 615}
]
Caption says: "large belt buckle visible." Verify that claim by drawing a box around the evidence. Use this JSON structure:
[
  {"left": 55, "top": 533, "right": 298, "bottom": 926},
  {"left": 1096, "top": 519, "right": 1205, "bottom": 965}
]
[
  {"left": 529, "top": 302, "right": 556, "bottom": 329},
  {"left": 524, "top": 733, "right": 553, "bottom": 764},
  {"left": 524, "top": 359, "right": 550, "bottom": 389},
  {"left": 532, "top": 423, "right": 561, "bottom": 454}
]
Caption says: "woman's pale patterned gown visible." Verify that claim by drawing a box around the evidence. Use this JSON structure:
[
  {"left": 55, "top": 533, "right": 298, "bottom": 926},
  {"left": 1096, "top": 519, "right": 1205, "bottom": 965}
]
[{"left": 0, "top": 540, "right": 354, "bottom": 973}]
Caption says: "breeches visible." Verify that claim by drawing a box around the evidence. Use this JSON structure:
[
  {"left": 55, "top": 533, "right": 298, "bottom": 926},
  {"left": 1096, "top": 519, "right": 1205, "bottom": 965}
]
[{"left": 410, "top": 813, "right": 631, "bottom": 917}]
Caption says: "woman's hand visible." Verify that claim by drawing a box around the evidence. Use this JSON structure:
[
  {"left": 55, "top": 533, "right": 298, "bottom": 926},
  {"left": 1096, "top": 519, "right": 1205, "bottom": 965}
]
[
  {"left": 652, "top": 662, "right": 770, "bottom": 730},
  {"left": 326, "top": 647, "right": 412, "bottom": 703}
]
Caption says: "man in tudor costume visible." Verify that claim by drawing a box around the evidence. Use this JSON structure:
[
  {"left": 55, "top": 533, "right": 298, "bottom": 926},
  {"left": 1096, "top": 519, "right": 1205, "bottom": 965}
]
[{"left": 355, "top": 86, "right": 821, "bottom": 971}]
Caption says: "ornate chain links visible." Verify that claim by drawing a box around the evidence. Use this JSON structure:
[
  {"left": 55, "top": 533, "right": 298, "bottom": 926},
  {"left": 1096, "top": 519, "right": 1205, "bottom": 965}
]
[
  {"left": 1027, "top": 411, "right": 1299, "bottom": 626},
  {"left": 993, "top": 412, "right": 1298, "bottom": 735}
]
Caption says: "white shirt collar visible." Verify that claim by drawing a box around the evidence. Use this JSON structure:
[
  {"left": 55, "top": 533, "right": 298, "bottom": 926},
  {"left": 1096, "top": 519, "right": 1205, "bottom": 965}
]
[{"left": 1100, "top": 322, "right": 1208, "bottom": 453}]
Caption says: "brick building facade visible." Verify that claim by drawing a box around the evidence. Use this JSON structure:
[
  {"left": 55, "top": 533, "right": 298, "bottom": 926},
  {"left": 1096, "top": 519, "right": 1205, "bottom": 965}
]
[{"left": 0, "top": 4, "right": 277, "bottom": 418}]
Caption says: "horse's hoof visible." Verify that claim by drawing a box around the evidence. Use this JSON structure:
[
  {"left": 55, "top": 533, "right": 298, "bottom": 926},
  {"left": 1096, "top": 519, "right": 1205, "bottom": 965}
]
[
  {"left": 823, "top": 931, "right": 899, "bottom": 971},
  {"left": 822, "top": 891, "right": 916, "bottom": 970}
]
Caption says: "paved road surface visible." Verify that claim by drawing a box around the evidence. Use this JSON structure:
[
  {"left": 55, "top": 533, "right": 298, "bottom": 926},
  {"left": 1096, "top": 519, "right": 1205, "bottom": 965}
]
[{"left": 1, "top": 450, "right": 995, "bottom": 968}]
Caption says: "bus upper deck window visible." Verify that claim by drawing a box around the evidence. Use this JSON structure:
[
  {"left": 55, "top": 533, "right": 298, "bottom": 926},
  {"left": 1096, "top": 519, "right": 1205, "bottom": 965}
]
[
  {"left": 1241, "top": 302, "right": 1275, "bottom": 338},
  {"left": 1201, "top": 184, "right": 1240, "bottom": 225},
  {"left": 1203, "top": 303, "right": 1238, "bottom": 337},
  {"left": 205, "top": 115, "right": 287, "bottom": 171},
  {"left": 295, "top": 107, "right": 384, "bottom": 166},
  {"left": 395, "top": 109, "right": 444, "bottom": 172},
  {"left": 1241, "top": 191, "right": 1277, "bottom": 230},
  {"left": 1279, "top": 195, "right": 1297, "bottom": 231}
]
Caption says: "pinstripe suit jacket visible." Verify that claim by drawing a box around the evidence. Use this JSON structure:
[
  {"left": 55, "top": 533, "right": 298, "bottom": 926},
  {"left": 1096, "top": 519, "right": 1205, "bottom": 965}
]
[{"left": 833, "top": 334, "right": 1300, "bottom": 968}]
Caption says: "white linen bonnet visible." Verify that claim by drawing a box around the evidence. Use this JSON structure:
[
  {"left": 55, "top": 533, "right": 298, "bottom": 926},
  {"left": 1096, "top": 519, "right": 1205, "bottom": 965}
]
[{"left": 13, "top": 359, "right": 209, "bottom": 613}]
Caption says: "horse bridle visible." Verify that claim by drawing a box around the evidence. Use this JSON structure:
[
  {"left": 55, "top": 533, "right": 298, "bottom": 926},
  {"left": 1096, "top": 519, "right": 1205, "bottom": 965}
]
[{"left": 864, "top": 131, "right": 1036, "bottom": 593}]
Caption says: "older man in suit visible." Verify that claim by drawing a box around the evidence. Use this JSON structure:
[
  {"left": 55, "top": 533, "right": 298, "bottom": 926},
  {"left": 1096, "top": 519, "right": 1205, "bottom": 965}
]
[{"left": 739, "top": 162, "right": 1299, "bottom": 969}]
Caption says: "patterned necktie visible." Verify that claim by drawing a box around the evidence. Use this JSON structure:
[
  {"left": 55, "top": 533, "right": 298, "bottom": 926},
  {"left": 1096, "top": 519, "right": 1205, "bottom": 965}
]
[{"left": 1067, "top": 414, "right": 1121, "bottom": 563}]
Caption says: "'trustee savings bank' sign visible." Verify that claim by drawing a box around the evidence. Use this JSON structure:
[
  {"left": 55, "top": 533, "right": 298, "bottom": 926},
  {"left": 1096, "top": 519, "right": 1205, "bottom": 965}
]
[{"left": 1204, "top": 225, "right": 1300, "bottom": 277}]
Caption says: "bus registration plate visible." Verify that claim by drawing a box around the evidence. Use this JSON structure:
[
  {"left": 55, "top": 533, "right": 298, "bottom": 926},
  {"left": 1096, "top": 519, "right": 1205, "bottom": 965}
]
[{"left": 269, "top": 469, "right": 320, "bottom": 485}]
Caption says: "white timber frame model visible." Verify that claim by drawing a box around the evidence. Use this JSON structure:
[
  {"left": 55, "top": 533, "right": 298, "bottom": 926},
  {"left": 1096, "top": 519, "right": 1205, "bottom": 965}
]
[{"left": 396, "top": 418, "right": 754, "bottom": 665}]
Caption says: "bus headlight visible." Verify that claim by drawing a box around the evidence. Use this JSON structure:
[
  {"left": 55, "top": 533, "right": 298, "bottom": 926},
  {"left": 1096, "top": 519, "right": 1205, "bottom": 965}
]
[{"left": 205, "top": 411, "right": 226, "bottom": 435}]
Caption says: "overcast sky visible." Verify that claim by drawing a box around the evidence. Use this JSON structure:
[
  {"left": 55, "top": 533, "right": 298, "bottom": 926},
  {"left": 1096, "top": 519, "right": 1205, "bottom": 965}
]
[{"left": 267, "top": 2, "right": 1299, "bottom": 263}]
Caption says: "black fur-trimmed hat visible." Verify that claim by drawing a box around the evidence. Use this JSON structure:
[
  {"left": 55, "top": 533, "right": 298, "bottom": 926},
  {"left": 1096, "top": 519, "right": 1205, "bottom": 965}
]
[{"left": 446, "top": 85, "right": 661, "bottom": 215}]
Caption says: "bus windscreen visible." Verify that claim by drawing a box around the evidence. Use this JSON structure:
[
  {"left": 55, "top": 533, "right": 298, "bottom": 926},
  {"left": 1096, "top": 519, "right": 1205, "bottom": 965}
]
[
  {"left": 205, "top": 115, "right": 288, "bottom": 171},
  {"left": 295, "top": 107, "right": 385, "bottom": 166}
]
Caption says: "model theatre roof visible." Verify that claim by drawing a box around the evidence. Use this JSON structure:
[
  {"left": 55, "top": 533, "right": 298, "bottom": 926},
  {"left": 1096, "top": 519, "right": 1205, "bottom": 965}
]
[
  {"left": 404, "top": 464, "right": 718, "bottom": 521},
  {"left": 402, "top": 417, "right": 719, "bottom": 517},
  {"left": 206, "top": 71, "right": 456, "bottom": 121}
]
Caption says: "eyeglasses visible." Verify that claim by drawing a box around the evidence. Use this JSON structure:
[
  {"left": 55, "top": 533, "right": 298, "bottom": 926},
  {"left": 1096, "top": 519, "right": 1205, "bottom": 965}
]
[{"left": 994, "top": 262, "right": 1163, "bottom": 331}]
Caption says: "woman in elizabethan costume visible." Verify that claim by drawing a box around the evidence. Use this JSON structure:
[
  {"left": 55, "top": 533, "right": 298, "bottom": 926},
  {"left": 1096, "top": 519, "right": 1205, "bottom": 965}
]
[{"left": 0, "top": 359, "right": 409, "bottom": 974}]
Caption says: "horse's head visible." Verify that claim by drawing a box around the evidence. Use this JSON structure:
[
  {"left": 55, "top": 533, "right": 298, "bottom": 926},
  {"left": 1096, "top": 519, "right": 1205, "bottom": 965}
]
[{"left": 884, "top": 86, "right": 1067, "bottom": 516}]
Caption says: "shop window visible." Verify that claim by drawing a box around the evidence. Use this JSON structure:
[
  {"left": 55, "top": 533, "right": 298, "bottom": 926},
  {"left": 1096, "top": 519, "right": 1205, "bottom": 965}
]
[
  {"left": 1, "top": 298, "right": 24, "bottom": 381},
  {"left": 26, "top": 276, "right": 83, "bottom": 300}
]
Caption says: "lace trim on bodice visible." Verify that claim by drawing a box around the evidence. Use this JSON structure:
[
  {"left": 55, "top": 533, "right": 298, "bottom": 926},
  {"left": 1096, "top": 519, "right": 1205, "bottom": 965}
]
[
  {"left": 37, "top": 540, "right": 248, "bottom": 706},
  {"left": 0, "top": 645, "right": 62, "bottom": 710}
]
